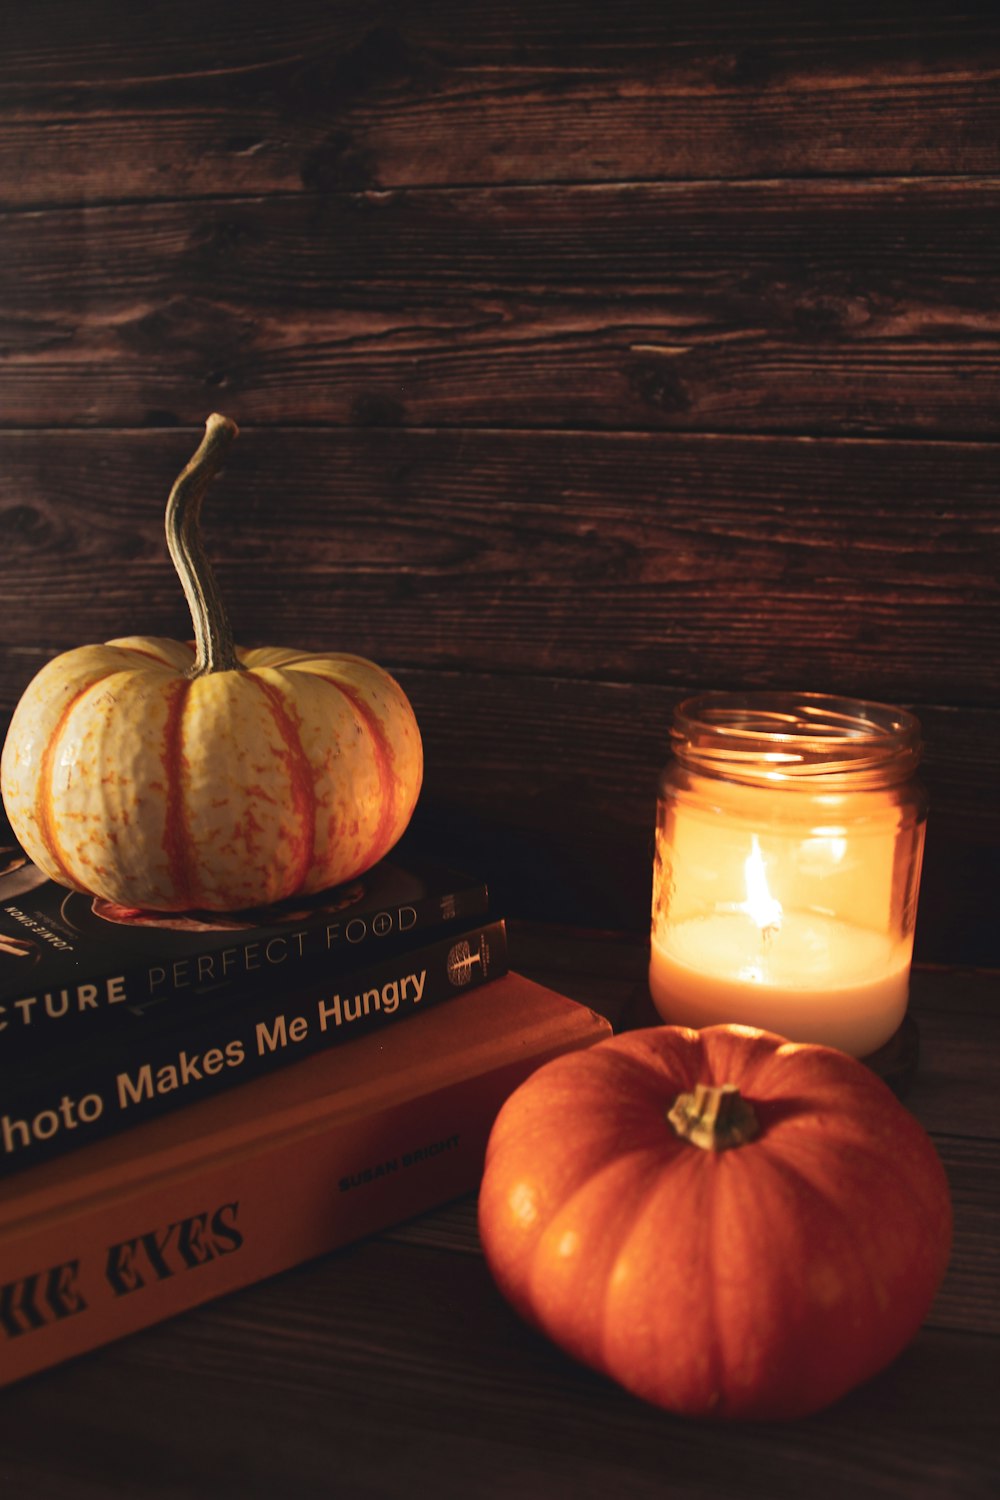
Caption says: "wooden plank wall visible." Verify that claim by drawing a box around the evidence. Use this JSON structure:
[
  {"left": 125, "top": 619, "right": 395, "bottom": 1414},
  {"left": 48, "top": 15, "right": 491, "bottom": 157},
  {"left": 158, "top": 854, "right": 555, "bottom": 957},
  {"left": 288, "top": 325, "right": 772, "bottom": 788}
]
[{"left": 1, "top": 0, "right": 998, "bottom": 961}]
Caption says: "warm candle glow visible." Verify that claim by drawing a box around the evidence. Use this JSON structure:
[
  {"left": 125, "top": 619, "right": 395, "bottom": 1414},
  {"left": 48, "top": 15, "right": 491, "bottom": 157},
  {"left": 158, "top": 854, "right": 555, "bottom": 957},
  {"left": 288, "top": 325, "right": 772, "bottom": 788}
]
[
  {"left": 649, "top": 909, "right": 911, "bottom": 1056},
  {"left": 648, "top": 692, "right": 927, "bottom": 1058},
  {"left": 735, "top": 835, "right": 782, "bottom": 938}
]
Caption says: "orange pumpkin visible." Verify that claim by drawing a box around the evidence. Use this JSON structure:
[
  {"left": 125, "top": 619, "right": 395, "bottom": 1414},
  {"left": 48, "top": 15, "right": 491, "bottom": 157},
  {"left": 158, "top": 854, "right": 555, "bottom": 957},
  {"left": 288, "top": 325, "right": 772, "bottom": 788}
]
[
  {"left": 478, "top": 1023, "right": 952, "bottom": 1421},
  {"left": 0, "top": 415, "right": 423, "bottom": 911}
]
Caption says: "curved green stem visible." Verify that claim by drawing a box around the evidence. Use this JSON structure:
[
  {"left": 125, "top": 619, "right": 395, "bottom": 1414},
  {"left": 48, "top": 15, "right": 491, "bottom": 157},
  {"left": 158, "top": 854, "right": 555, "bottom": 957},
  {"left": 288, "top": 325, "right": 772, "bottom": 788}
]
[
  {"left": 667, "top": 1082, "right": 759, "bottom": 1152},
  {"left": 165, "top": 414, "right": 243, "bottom": 677}
]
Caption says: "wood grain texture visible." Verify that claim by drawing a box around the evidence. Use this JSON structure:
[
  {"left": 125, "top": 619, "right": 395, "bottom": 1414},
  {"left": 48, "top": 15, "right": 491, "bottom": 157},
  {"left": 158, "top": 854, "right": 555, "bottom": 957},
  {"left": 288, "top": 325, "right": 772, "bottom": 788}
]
[
  {"left": 0, "top": 7, "right": 996, "bottom": 964},
  {"left": 0, "top": 8, "right": 996, "bottom": 1493},
  {"left": 1, "top": 425, "right": 995, "bottom": 959},
  {"left": 0, "top": 938, "right": 994, "bottom": 1498},
  {"left": 1, "top": 179, "right": 999, "bottom": 433},
  {"left": 2, "top": 0, "right": 999, "bottom": 207},
  {"left": 0, "top": 428, "right": 995, "bottom": 703},
  {"left": 0, "top": 1236, "right": 995, "bottom": 1500},
  {"left": 0, "top": 924, "right": 989, "bottom": 1488}
]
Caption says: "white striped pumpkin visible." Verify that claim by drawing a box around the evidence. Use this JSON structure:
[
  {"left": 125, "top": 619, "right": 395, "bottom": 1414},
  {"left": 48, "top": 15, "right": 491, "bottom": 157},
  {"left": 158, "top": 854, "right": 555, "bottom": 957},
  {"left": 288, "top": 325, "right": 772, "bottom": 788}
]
[{"left": 0, "top": 417, "right": 423, "bottom": 911}]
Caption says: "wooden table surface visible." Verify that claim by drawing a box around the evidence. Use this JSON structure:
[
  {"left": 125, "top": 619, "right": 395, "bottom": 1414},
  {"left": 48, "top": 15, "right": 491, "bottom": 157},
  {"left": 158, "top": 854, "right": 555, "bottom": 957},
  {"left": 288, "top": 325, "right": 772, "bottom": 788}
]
[{"left": 0, "top": 923, "right": 995, "bottom": 1500}]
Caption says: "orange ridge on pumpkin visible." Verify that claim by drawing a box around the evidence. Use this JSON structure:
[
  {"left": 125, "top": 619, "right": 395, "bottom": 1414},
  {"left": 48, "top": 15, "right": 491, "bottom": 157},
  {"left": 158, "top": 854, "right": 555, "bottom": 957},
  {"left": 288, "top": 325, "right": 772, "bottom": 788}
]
[
  {"left": 34, "top": 675, "right": 110, "bottom": 891},
  {"left": 311, "top": 673, "right": 397, "bottom": 880},
  {"left": 221, "top": 799, "right": 267, "bottom": 859},
  {"left": 249, "top": 674, "right": 317, "bottom": 892},
  {"left": 160, "top": 677, "right": 196, "bottom": 908}
]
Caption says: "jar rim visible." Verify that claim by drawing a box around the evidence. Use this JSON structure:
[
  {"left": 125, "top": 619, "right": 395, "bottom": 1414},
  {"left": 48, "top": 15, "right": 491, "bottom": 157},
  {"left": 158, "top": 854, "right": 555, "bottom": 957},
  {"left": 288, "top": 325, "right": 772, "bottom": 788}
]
[{"left": 671, "top": 691, "right": 922, "bottom": 787}]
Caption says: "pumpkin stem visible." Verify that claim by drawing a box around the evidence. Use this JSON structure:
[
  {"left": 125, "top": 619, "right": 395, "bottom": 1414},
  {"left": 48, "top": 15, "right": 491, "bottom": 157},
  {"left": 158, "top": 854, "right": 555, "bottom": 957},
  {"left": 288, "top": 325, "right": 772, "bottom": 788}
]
[
  {"left": 667, "top": 1083, "right": 759, "bottom": 1152},
  {"left": 165, "top": 413, "right": 244, "bottom": 678}
]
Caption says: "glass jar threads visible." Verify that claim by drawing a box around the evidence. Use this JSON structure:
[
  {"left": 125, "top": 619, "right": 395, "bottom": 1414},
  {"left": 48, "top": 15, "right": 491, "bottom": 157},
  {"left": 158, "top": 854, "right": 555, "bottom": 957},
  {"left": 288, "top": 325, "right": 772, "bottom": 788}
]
[{"left": 649, "top": 692, "right": 927, "bottom": 1057}]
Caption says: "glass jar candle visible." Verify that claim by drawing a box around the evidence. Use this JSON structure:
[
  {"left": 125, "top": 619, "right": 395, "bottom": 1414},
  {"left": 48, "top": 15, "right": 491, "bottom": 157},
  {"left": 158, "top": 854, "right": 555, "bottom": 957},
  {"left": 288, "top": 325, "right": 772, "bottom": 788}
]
[{"left": 649, "top": 692, "right": 927, "bottom": 1057}]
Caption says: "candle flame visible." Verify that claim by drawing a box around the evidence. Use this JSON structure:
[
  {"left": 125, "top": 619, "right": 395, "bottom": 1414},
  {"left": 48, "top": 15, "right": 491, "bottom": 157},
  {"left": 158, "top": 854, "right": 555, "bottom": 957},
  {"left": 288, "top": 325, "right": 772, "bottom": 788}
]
[{"left": 741, "top": 836, "right": 783, "bottom": 937}]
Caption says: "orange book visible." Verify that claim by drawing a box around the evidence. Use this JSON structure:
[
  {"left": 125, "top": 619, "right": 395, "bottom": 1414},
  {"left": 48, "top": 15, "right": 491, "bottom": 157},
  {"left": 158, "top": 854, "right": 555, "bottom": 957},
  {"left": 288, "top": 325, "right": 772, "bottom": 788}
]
[{"left": 0, "top": 972, "right": 610, "bottom": 1387}]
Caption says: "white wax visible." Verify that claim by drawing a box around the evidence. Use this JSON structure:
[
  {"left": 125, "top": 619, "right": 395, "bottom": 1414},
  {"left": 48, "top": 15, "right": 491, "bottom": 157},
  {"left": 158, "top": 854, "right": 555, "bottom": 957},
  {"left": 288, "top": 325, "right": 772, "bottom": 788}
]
[{"left": 649, "top": 910, "right": 911, "bottom": 1057}]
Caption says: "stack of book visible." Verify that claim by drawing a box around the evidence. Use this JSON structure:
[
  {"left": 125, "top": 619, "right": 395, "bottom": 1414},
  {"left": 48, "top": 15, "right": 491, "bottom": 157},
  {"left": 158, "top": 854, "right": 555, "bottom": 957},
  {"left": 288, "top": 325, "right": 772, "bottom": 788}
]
[{"left": 0, "top": 821, "right": 610, "bottom": 1385}]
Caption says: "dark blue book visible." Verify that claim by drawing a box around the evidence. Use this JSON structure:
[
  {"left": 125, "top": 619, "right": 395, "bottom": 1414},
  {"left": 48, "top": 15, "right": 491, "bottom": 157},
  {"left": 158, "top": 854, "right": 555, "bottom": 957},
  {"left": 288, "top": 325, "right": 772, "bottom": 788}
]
[
  {"left": 0, "top": 917, "right": 508, "bottom": 1178},
  {"left": 0, "top": 816, "right": 489, "bottom": 1062}
]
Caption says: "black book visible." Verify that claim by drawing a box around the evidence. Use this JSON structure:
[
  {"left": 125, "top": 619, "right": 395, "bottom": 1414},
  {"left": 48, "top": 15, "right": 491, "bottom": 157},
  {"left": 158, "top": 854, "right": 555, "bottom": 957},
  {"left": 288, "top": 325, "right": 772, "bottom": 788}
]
[
  {"left": 0, "top": 917, "right": 508, "bottom": 1179},
  {"left": 0, "top": 819, "right": 489, "bottom": 1061}
]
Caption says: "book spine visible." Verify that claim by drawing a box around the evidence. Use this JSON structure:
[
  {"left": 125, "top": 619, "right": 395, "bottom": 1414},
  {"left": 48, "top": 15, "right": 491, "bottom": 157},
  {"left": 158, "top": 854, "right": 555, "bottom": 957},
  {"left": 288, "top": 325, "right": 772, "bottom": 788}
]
[
  {"left": 0, "top": 1021, "right": 575, "bottom": 1388},
  {"left": 0, "top": 878, "right": 489, "bottom": 1061},
  {"left": 0, "top": 920, "right": 508, "bottom": 1181}
]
